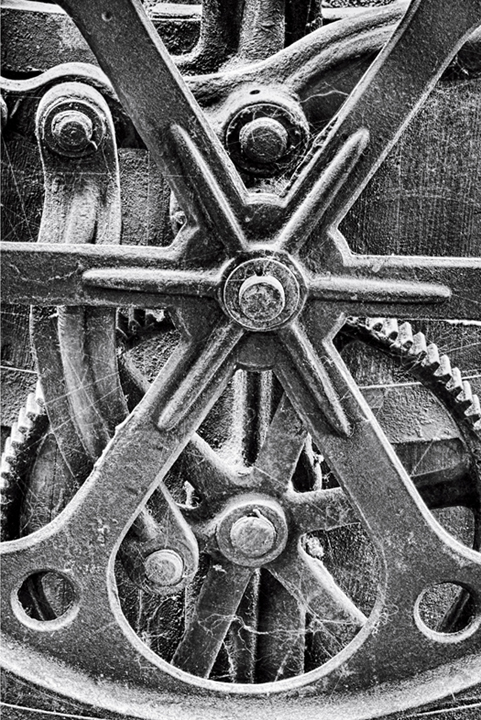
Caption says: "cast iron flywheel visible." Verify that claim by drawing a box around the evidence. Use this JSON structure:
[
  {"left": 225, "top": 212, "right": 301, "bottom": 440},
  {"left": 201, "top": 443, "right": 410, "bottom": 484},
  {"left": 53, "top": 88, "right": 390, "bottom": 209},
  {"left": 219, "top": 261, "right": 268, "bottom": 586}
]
[{"left": 1, "top": 0, "right": 481, "bottom": 718}]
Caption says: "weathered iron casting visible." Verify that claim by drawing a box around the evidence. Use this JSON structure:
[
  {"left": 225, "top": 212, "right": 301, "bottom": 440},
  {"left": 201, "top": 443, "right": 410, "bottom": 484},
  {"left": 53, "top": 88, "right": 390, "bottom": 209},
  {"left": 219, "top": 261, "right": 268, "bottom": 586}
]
[{"left": 1, "top": 0, "right": 481, "bottom": 718}]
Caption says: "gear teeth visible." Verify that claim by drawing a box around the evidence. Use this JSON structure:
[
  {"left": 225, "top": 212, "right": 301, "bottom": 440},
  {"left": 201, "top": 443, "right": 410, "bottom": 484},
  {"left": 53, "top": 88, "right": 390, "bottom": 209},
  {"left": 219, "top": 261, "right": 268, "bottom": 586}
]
[
  {"left": 35, "top": 380, "right": 45, "bottom": 407},
  {"left": 26, "top": 386, "right": 44, "bottom": 420},
  {"left": 1, "top": 438, "right": 17, "bottom": 488},
  {"left": 434, "top": 354, "right": 452, "bottom": 383},
  {"left": 366, "top": 318, "right": 384, "bottom": 332},
  {"left": 397, "top": 322, "right": 414, "bottom": 350},
  {"left": 10, "top": 422, "right": 26, "bottom": 449},
  {"left": 407, "top": 332, "right": 427, "bottom": 362},
  {"left": 343, "top": 317, "right": 481, "bottom": 439},
  {"left": 2, "top": 437, "right": 16, "bottom": 464},
  {"left": 422, "top": 343, "right": 441, "bottom": 372},
  {"left": 446, "top": 367, "right": 463, "bottom": 397},
  {"left": 456, "top": 380, "right": 474, "bottom": 412},
  {"left": 1, "top": 383, "right": 47, "bottom": 538},
  {"left": 0, "top": 454, "right": 14, "bottom": 482},
  {"left": 17, "top": 406, "right": 33, "bottom": 435},
  {"left": 465, "top": 394, "right": 481, "bottom": 425},
  {"left": 381, "top": 318, "right": 399, "bottom": 340}
]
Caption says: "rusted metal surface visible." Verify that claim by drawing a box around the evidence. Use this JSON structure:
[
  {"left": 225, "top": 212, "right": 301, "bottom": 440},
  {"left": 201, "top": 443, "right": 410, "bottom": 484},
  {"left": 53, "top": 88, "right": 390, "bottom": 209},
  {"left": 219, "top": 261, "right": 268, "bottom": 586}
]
[{"left": 1, "top": 0, "right": 481, "bottom": 718}]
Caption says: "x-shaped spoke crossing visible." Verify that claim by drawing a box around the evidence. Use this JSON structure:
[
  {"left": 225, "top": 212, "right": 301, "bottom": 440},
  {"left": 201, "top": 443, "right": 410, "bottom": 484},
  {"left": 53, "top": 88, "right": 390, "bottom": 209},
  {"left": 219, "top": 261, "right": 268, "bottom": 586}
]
[{"left": 1, "top": 0, "right": 481, "bottom": 688}]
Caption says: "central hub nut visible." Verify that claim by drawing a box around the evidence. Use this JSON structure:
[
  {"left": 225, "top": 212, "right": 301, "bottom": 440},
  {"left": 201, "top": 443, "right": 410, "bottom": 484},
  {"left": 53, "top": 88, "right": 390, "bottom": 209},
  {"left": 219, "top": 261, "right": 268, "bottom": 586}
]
[
  {"left": 222, "top": 256, "right": 305, "bottom": 331},
  {"left": 216, "top": 497, "right": 288, "bottom": 567},
  {"left": 239, "top": 117, "right": 289, "bottom": 165},
  {"left": 238, "top": 275, "right": 285, "bottom": 322},
  {"left": 230, "top": 515, "right": 277, "bottom": 557}
]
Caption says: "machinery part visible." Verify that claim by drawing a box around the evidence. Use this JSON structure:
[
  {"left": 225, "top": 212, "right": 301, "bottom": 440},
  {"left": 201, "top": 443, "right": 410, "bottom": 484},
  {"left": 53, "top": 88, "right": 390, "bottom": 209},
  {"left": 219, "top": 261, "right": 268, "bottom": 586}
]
[
  {"left": 1, "top": 316, "right": 479, "bottom": 691},
  {"left": 1, "top": 0, "right": 481, "bottom": 717},
  {"left": 223, "top": 89, "right": 310, "bottom": 178},
  {"left": 222, "top": 255, "right": 306, "bottom": 331},
  {"left": 144, "top": 549, "right": 185, "bottom": 589},
  {"left": 0, "top": 382, "right": 47, "bottom": 541}
]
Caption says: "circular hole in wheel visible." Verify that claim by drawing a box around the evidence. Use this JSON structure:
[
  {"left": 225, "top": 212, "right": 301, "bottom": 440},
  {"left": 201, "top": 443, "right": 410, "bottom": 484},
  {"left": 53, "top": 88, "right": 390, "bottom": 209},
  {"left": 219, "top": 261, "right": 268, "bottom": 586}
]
[
  {"left": 16, "top": 571, "right": 77, "bottom": 624},
  {"left": 415, "top": 582, "right": 479, "bottom": 638}
]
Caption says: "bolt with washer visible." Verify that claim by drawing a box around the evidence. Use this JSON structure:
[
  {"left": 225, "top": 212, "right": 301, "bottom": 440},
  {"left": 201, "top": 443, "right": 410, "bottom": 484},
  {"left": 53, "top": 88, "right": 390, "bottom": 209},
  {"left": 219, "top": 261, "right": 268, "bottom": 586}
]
[
  {"left": 230, "top": 514, "right": 277, "bottom": 558},
  {"left": 144, "top": 549, "right": 185, "bottom": 588},
  {"left": 51, "top": 110, "right": 95, "bottom": 154},
  {"left": 239, "top": 117, "right": 289, "bottom": 165},
  {"left": 238, "top": 275, "right": 286, "bottom": 322}
]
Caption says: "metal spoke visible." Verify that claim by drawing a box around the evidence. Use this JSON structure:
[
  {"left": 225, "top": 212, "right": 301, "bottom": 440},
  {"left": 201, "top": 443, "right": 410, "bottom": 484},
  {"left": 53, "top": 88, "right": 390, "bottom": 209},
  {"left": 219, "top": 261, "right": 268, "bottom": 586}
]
[
  {"left": 286, "top": 330, "right": 481, "bottom": 592},
  {"left": 172, "top": 558, "right": 253, "bottom": 678},
  {"left": 56, "top": 0, "right": 246, "bottom": 233},
  {"left": 289, "top": 469, "right": 476, "bottom": 536},
  {"left": 308, "top": 272, "right": 451, "bottom": 306},
  {"left": 268, "top": 541, "right": 366, "bottom": 629},
  {"left": 170, "top": 126, "right": 248, "bottom": 254},
  {"left": 310, "top": 243, "right": 481, "bottom": 321},
  {"left": 176, "top": 434, "right": 241, "bottom": 503},
  {"left": 83, "top": 268, "right": 220, "bottom": 299},
  {"left": 252, "top": 394, "right": 307, "bottom": 494},
  {"left": 289, "top": 487, "right": 358, "bottom": 534},
  {"left": 156, "top": 318, "right": 244, "bottom": 431},
  {"left": 279, "top": 129, "right": 369, "bottom": 254},
  {"left": 276, "top": 322, "right": 351, "bottom": 437},
  {"left": 256, "top": 571, "right": 306, "bottom": 681},
  {"left": 1, "top": 334, "right": 237, "bottom": 581},
  {"left": 0, "top": 242, "right": 213, "bottom": 307},
  {"left": 286, "top": 0, "right": 481, "bottom": 234}
]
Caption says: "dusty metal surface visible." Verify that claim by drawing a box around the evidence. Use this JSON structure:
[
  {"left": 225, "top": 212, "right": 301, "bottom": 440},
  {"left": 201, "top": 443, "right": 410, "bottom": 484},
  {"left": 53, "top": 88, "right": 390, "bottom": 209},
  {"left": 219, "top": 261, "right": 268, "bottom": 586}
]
[{"left": 1, "top": 0, "right": 481, "bottom": 717}]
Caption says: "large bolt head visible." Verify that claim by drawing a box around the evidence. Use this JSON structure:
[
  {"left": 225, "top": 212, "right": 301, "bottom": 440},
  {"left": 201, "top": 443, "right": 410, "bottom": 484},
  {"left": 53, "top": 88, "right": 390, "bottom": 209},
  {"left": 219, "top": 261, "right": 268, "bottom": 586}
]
[
  {"left": 51, "top": 110, "right": 94, "bottom": 153},
  {"left": 222, "top": 256, "right": 305, "bottom": 332},
  {"left": 230, "top": 515, "right": 277, "bottom": 557},
  {"left": 144, "top": 549, "right": 184, "bottom": 588},
  {"left": 239, "top": 117, "right": 288, "bottom": 165},
  {"left": 216, "top": 496, "right": 288, "bottom": 567},
  {"left": 238, "top": 275, "right": 286, "bottom": 322}
]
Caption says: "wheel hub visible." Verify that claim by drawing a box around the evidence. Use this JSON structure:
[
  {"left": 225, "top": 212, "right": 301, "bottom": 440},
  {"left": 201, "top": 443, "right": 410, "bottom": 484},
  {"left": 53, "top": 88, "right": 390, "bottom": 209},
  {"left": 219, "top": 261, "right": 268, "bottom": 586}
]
[
  {"left": 222, "top": 256, "right": 305, "bottom": 331},
  {"left": 230, "top": 514, "right": 277, "bottom": 556},
  {"left": 216, "top": 496, "right": 288, "bottom": 566}
]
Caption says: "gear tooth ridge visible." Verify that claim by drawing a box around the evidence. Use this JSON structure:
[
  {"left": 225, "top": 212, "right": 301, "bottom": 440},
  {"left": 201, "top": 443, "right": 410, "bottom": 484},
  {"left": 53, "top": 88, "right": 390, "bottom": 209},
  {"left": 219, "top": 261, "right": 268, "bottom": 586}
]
[
  {"left": 366, "top": 317, "right": 384, "bottom": 332},
  {"left": 35, "top": 379, "right": 45, "bottom": 406},
  {"left": 422, "top": 343, "right": 441, "bottom": 371},
  {"left": 0, "top": 383, "right": 48, "bottom": 539},
  {"left": 446, "top": 367, "right": 463, "bottom": 397},
  {"left": 465, "top": 394, "right": 481, "bottom": 424},
  {"left": 3, "top": 437, "right": 16, "bottom": 464},
  {"left": 456, "top": 380, "right": 474, "bottom": 412},
  {"left": 434, "top": 354, "right": 452, "bottom": 383},
  {"left": 397, "top": 322, "right": 414, "bottom": 349},
  {"left": 10, "top": 422, "right": 25, "bottom": 449},
  {"left": 17, "top": 406, "right": 33, "bottom": 435},
  {"left": 0, "top": 454, "right": 14, "bottom": 483},
  {"left": 407, "top": 331, "right": 427, "bottom": 362},
  {"left": 26, "top": 386, "right": 44, "bottom": 420},
  {"left": 381, "top": 318, "right": 399, "bottom": 340}
]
